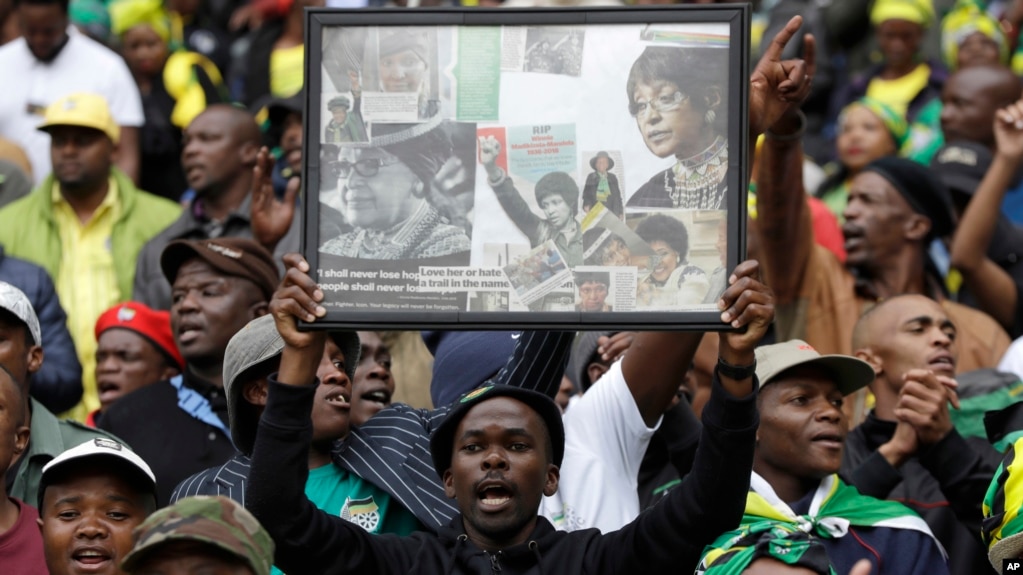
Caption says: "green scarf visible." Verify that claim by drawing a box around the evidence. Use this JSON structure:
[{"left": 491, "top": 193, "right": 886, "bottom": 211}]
[{"left": 697, "top": 473, "right": 942, "bottom": 574}]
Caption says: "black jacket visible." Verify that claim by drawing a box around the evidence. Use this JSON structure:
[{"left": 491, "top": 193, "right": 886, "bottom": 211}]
[
  {"left": 841, "top": 413, "right": 1002, "bottom": 575},
  {"left": 246, "top": 372, "right": 759, "bottom": 575},
  {"left": 0, "top": 245, "right": 82, "bottom": 413},
  {"left": 97, "top": 369, "right": 236, "bottom": 505}
]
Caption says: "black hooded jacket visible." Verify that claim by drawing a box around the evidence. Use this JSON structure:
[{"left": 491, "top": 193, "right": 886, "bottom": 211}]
[{"left": 246, "top": 372, "right": 759, "bottom": 575}]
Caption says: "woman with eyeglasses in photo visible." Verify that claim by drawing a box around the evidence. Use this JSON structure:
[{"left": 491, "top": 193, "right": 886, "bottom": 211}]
[
  {"left": 319, "top": 119, "right": 471, "bottom": 260},
  {"left": 625, "top": 46, "right": 730, "bottom": 211}
]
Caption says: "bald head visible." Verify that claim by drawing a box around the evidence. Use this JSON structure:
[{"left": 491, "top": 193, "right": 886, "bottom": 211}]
[
  {"left": 181, "top": 105, "right": 262, "bottom": 197},
  {"left": 853, "top": 294, "right": 958, "bottom": 388},
  {"left": 941, "top": 65, "right": 1023, "bottom": 147},
  {"left": 201, "top": 105, "right": 262, "bottom": 147}
]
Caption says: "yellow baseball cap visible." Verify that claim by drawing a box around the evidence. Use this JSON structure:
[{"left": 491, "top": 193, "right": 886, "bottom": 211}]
[{"left": 37, "top": 92, "right": 120, "bottom": 144}]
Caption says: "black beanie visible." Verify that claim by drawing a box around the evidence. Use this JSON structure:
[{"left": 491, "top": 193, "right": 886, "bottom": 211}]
[{"left": 861, "top": 157, "right": 955, "bottom": 239}]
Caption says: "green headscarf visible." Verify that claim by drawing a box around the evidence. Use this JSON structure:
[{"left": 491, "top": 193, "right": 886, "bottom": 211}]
[
  {"left": 839, "top": 97, "right": 910, "bottom": 150},
  {"left": 941, "top": 0, "right": 1008, "bottom": 70}
]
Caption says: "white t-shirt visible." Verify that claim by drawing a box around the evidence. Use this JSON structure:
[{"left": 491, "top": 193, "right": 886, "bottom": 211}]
[
  {"left": 540, "top": 359, "right": 660, "bottom": 532},
  {"left": 998, "top": 336, "right": 1023, "bottom": 381},
  {"left": 0, "top": 27, "right": 143, "bottom": 183}
]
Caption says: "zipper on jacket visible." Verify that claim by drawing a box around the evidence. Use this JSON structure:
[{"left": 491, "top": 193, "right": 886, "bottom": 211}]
[{"left": 487, "top": 550, "right": 502, "bottom": 574}]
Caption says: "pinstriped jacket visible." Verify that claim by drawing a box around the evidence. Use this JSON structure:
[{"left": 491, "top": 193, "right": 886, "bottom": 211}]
[{"left": 171, "top": 330, "right": 573, "bottom": 531}]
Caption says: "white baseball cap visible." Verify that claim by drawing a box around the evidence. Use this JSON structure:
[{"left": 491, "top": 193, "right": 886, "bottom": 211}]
[
  {"left": 41, "top": 438, "right": 157, "bottom": 498},
  {"left": 0, "top": 281, "right": 41, "bottom": 345}
]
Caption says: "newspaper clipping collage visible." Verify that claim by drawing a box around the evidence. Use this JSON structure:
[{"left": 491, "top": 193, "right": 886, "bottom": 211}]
[{"left": 311, "top": 20, "right": 734, "bottom": 317}]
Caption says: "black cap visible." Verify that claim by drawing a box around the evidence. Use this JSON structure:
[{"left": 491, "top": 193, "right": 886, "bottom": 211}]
[
  {"left": 930, "top": 141, "right": 992, "bottom": 200},
  {"left": 430, "top": 385, "right": 564, "bottom": 479}
]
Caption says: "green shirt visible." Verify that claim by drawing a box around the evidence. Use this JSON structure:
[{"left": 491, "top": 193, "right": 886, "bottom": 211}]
[{"left": 270, "top": 463, "right": 423, "bottom": 575}]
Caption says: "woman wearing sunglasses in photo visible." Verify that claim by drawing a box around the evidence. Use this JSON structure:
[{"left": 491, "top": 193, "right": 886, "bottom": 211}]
[{"left": 319, "top": 119, "right": 472, "bottom": 260}]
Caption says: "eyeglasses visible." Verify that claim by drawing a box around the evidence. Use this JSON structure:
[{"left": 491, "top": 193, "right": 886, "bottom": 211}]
[
  {"left": 629, "top": 91, "right": 688, "bottom": 118},
  {"left": 336, "top": 156, "right": 401, "bottom": 178}
]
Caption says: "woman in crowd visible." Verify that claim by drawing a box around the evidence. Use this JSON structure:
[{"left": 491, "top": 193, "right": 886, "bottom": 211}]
[
  {"left": 815, "top": 97, "right": 907, "bottom": 217},
  {"left": 634, "top": 214, "right": 709, "bottom": 309},
  {"left": 625, "top": 45, "right": 730, "bottom": 211},
  {"left": 941, "top": 0, "right": 1008, "bottom": 72},
  {"left": 319, "top": 119, "right": 471, "bottom": 260},
  {"left": 110, "top": 0, "right": 225, "bottom": 201}
]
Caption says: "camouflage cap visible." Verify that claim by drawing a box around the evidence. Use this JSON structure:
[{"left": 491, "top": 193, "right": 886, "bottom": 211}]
[{"left": 121, "top": 496, "right": 274, "bottom": 575}]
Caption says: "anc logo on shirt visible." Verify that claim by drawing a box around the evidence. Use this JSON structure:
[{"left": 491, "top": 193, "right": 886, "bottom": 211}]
[
  {"left": 461, "top": 386, "right": 493, "bottom": 403},
  {"left": 341, "top": 496, "right": 380, "bottom": 532}
]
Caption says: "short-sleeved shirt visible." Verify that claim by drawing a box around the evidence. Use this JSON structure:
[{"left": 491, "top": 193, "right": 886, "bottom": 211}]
[
  {"left": 0, "top": 27, "right": 143, "bottom": 184},
  {"left": 0, "top": 498, "right": 47, "bottom": 575}
]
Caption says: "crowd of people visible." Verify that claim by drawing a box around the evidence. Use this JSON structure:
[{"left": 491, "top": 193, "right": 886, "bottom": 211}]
[{"left": 5, "top": 0, "right": 1023, "bottom": 574}]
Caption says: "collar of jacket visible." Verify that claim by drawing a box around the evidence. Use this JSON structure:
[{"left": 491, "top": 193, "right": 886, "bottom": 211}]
[{"left": 438, "top": 515, "right": 562, "bottom": 572}]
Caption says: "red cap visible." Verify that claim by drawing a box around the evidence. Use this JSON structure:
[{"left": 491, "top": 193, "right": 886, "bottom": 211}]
[{"left": 95, "top": 302, "right": 185, "bottom": 369}]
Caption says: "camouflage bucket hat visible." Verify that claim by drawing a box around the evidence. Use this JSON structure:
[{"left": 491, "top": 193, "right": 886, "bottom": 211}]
[{"left": 121, "top": 496, "right": 274, "bottom": 575}]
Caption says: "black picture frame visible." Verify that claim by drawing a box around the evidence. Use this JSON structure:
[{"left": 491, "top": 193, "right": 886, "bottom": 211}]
[{"left": 302, "top": 5, "right": 750, "bottom": 330}]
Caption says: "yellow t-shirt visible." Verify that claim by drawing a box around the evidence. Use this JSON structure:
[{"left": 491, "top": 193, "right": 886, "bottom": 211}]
[
  {"left": 270, "top": 44, "right": 304, "bottom": 99},
  {"left": 52, "top": 178, "right": 121, "bottom": 420},
  {"left": 866, "top": 63, "right": 930, "bottom": 119}
]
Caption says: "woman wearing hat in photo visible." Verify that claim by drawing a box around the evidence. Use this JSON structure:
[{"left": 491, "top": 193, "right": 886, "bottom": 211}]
[
  {"left": 324, "top": 71, "right": 367, "bottom": 144},
  {"left": 582, "top": 151, "right": 623, "bottom": 218},
  {"left": 319, "top": 119, "right": 471, "bottom": 260},
  {"left": 625, "top": 45, "right": 731, "bottom": 211}
]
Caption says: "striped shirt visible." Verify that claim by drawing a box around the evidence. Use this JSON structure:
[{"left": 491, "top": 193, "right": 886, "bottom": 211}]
[{"left": 172, "top": 329, "right": 573, "bottom": 530}]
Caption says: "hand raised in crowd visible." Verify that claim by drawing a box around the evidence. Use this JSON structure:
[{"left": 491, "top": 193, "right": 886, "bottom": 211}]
[
  {"left": 269, "top": 253, "right": 327, "bottom": 354},
  {"left": 251, "top": 146, "right": 300, "bottom": 254},
  {"left": 894, "top": 369, "right": 959, "bottom": 446},
  {"left": 716, "top": 259, "right": 774, "bottom": 391},
  {"left": 995, "top": 98, "right": 1023, "bottom": 163},
  {"left": 597, "top": 331, "right": 636, "bottom": 363},
  {"left": 749, "top": 15, "right": 816, "bottom": 138}
]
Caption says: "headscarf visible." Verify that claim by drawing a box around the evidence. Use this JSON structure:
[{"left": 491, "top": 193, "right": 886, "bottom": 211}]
[
  {"left": 109, "top": 0, "right": 171, "bottom": 42},
  {"left": 870, "top": 0, "right": 936, "bottom": 28},
  {"left": 70, "top": 0, "right": 111, "bottom": 40},
  {"left": 941, "top": 0, "right": 1008, "bottom": 70},
  {"left": 839, "top": 97, "right": 910, "bottom": 150}
]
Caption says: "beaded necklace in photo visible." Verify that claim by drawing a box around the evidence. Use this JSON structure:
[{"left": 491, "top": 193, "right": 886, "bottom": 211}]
[{"left": 667, "top": 136, "right": 728, "bottom": 210}]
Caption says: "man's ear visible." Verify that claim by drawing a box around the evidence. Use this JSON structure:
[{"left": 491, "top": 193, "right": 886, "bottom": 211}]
[
  {"left": 250, "top": 300, "right": 270, "bottom": 319},
  {"left": 904, "top": 214, "right": 932, "bottom": 242},
  {"left": 13, "top": 424, "right": 29, "bottom": 457},
  {"left": 241, "top": 379, "right": 269, "bottom": 407},
  {"left": 240, "top": 141, "right": 260, "bottom": 167},
  {"left": 854, "top": 347, "right": 883, "bottom": 377},
  {"left": 27, "top": 345, "right": 42, "bottom": 375},
  {"left": 543, "top": 464, "right": 559, "bottom": 497},
  {"left": 160, "top": 364, "right": 181, "bottom": 382},
  {"left": 443, "top": 469, "right": 456, "bottom": 499},
  {"left": 586, "top": 362, "right": 609, "bottom": 387}
]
